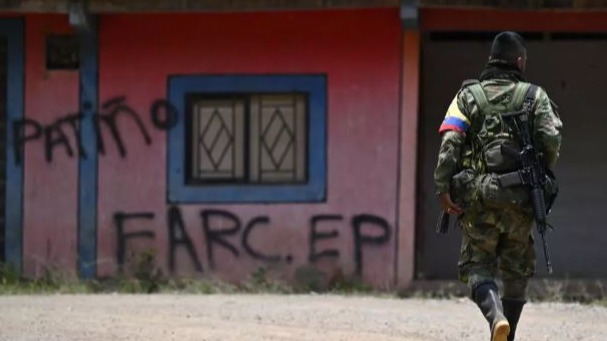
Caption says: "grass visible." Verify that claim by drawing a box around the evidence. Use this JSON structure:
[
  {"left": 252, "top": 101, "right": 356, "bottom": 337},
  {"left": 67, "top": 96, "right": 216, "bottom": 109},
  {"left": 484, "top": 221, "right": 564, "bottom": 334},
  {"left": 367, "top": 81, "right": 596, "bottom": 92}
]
[
  {"left": 0, "top": 271, "right": 371, "bottom": 296},
  {"left": 0, "top": 256, "right": 375, "bottom": 296},
  {"left": 0, "top": 264, "right": 90, "bottom": 294},
  {"left": 1, "top": 256, "right": 606, "bottom": 307}
]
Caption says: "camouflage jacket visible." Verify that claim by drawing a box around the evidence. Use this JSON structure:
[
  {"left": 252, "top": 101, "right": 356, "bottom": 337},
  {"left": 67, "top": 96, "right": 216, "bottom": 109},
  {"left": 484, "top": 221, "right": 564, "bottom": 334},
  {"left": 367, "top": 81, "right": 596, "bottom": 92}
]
[{"left": 433, "top": 71, "right": 563, "bottom": 196}]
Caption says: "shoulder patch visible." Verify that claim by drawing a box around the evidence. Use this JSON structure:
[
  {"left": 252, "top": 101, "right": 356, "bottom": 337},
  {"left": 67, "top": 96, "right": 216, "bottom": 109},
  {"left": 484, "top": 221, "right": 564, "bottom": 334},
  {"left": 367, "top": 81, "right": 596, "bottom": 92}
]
[{"left": 439, "top": 97, "right": 470, "bottom": 134}]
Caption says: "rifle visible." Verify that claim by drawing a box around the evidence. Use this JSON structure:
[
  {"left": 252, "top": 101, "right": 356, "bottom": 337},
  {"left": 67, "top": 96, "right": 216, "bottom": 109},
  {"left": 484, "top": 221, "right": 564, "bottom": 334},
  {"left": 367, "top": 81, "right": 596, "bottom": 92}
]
[
  {"left": 498, "top": 107, "right": 554, "bottom": 274},
  {"left": 435, "top": 169, "right": 475, "bottom": 235},
  {"left": 436, "top": 210, "right": 450, "bottom": 234}
]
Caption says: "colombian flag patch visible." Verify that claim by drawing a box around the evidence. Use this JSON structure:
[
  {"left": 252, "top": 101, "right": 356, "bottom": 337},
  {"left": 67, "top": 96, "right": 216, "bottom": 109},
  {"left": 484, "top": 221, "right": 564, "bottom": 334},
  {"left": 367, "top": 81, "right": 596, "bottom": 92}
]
[{"left": 439, "top": 97, "right": 470, "bottom": 134}]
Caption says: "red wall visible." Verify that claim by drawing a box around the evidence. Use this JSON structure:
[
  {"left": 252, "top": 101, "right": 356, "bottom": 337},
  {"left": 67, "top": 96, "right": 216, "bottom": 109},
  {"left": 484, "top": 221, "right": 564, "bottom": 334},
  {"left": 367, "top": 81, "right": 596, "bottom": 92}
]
[
  {"left": 91, "top": 9, "right": 403, "bottom": 287},
  {"left": 23, "top": 15, "right": 80, "bottom": 276}
]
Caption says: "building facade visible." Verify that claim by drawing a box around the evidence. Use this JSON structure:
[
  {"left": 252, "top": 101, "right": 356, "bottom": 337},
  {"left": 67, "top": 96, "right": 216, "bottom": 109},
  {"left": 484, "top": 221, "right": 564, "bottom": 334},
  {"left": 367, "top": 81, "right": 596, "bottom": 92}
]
[{"left": 1, "top": 0, "right": 606, "bottom": 288}]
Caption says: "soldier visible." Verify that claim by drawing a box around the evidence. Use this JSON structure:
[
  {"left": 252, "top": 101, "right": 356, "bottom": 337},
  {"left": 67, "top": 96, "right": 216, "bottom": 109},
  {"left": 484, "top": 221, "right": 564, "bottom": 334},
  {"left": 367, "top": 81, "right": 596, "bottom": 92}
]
[{"left": 433, "top": 32, "right": 562, "bottom": 341}]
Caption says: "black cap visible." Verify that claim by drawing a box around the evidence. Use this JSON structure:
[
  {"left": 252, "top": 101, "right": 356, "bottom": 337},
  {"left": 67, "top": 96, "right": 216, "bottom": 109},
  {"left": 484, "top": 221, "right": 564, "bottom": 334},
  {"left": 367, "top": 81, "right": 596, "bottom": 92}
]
[{"left": 489, "top": 31, "right": 526, "bottom": 64}]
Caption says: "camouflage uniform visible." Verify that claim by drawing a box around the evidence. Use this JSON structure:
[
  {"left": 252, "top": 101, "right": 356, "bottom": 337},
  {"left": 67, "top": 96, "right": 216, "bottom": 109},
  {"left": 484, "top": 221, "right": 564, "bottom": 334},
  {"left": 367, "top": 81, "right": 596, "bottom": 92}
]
[{"left": 434, "top": 62, "right": 563, "bottom": 298}]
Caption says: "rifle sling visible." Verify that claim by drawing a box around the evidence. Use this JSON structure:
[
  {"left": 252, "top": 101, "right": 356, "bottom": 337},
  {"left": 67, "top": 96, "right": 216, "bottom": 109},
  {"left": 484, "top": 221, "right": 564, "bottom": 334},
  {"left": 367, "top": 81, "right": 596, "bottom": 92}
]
[{"left": 496, "top": 84, "right": 539, "bottom": 188}]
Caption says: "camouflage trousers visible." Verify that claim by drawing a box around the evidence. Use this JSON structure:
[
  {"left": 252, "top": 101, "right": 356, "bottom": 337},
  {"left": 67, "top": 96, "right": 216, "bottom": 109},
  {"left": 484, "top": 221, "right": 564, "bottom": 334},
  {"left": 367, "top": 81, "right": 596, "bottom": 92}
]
[{"left": 457, "top": 205, "right": 536, "bottom": 296}]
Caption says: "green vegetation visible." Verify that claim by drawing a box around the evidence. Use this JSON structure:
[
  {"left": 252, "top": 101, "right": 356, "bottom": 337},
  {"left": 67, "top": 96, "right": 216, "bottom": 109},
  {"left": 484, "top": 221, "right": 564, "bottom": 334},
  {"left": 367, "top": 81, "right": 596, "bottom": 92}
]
[
  {"left": 0, "top": 263, "right": 89, "bottom": 294},
  {"left": 0, "top": 250, "right": 376, "bottom": 296},
  {"left": 0, "top": 265, "right": 371, "bottom": 296},
  {"left": 1, "top": 252, "right": 606, "bottom": 308}
]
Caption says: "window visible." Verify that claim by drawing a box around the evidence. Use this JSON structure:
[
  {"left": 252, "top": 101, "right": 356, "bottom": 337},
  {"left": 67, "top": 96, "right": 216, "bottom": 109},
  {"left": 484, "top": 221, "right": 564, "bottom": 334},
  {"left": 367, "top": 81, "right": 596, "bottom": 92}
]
[
  {"left": 187, "top": 94, "right": 307, "bottom": 185},
  {"left": 168, "top": 75, "right": 326, "bottom": 203},
  {"left": 46, "top": 34, "right": 79, "bottom": 70}
]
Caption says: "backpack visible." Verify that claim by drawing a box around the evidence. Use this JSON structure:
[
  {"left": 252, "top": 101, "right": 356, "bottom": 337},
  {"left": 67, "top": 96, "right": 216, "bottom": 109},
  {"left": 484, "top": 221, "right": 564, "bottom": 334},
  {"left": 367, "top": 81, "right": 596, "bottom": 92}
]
[
  {"left": 465, "top": 80, "right": 533, "bottom": 175},
  {"left": 455, "top": 80, "right": 558, "bottom": 211}
]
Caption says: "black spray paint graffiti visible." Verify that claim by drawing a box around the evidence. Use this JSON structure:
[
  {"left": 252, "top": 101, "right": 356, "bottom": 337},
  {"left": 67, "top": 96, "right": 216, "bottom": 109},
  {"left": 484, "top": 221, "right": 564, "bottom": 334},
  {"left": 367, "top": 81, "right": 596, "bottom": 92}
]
[
  {"left": 11, "top": 96, "right": 178, "bottom": 165},
  {"left": 114, "top": 206, "right": 392, "bottom": 275},
  {"left": 309, "top": 214, "right": 392, "bottom": 275}
]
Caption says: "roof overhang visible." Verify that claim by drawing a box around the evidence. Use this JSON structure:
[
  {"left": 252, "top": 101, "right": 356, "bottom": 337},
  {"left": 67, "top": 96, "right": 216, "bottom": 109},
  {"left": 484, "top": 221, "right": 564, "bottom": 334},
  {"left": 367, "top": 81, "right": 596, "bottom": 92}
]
[
  {"left": 1, "top": 0, "right": 605, "bottom": 13},
  {"left": 0, "top": 0, "right": 399, "bottom": 13}
]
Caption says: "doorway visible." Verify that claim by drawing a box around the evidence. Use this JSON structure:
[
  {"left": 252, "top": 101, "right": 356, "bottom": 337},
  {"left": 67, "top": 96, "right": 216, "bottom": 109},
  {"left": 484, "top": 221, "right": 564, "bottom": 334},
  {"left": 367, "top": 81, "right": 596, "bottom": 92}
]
[{"left": 417, "top": 31, "right": 607, "bottom": 279}]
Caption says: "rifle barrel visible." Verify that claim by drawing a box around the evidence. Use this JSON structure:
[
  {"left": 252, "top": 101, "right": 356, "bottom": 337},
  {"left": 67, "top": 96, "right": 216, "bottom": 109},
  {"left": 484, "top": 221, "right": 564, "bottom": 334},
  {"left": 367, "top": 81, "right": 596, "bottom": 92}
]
[{"left": 540, "top": 231, "right": 553, "bottom": 274}]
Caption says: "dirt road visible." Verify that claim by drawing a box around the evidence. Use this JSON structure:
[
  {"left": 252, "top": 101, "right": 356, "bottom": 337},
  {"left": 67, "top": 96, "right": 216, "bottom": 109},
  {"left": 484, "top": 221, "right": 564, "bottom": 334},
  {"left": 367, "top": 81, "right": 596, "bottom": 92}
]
[{"left": 0, "top": 294, "right": 605, "bottom": 340}]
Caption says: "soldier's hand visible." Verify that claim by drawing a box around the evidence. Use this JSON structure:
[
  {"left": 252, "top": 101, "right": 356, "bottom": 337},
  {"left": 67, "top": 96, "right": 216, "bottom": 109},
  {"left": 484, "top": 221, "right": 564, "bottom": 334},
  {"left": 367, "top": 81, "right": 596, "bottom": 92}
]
[{"left": 439, "top": 193, "right": 463, "bottom": 215}]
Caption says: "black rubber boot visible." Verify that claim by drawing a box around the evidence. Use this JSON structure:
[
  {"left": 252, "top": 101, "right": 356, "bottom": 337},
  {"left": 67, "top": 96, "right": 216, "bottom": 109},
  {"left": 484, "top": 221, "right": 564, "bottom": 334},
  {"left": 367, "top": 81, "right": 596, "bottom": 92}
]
[
  {"left": 472, "top": 282, "right": 510, "bottom": 341},
  {"left": 502, "top": 298, "right": 526, "bottom": 341}
]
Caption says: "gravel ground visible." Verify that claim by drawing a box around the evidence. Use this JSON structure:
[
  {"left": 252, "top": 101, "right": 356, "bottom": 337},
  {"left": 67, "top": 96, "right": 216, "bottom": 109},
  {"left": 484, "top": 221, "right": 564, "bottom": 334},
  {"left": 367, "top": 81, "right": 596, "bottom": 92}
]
[{"left": 0, "top": 294, "right": 605, "bottom": 341}]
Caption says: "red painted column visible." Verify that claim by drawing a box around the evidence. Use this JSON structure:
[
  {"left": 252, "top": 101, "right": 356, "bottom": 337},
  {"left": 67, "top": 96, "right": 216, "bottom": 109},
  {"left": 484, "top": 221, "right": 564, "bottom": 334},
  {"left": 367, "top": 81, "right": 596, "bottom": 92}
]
[{"left": 397, "top": 30, "right": 420, "bottom": 288}]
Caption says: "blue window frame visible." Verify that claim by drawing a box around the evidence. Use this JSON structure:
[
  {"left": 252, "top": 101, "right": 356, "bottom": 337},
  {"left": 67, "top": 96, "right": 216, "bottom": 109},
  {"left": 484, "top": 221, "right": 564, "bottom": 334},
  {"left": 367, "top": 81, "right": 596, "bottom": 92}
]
[{"left": 167, "top": 74, "right": 327, "bottom": 203}]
